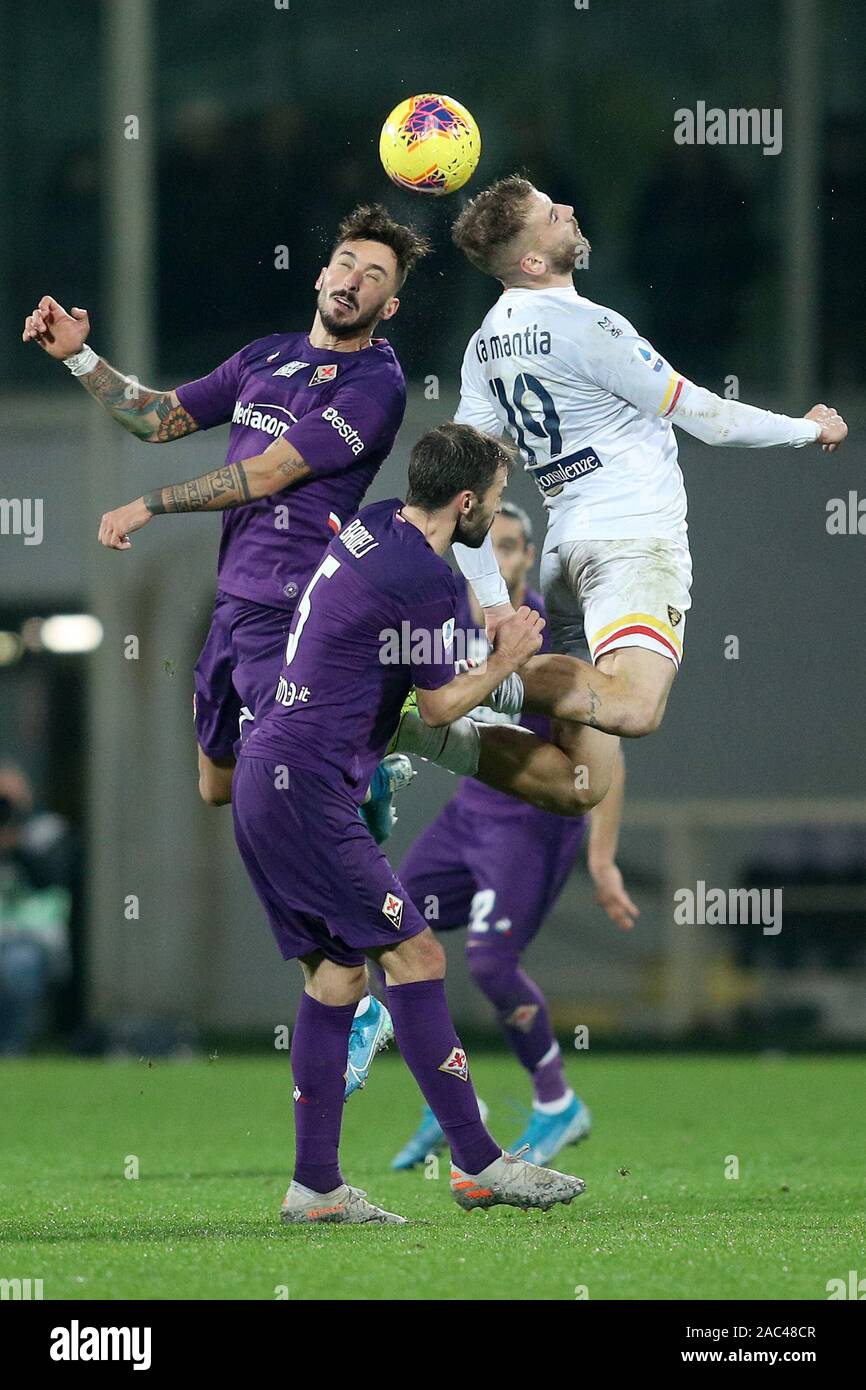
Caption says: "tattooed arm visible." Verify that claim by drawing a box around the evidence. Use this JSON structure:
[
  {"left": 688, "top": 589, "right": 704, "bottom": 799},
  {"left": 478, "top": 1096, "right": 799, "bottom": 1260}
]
[
  {"left": 80, "top": 364, "right": 198, "bottom": 443},
  {"left": 22, "top": 295, "right": 198, "bottom": 442},
  {"left": 97, "top": 437, "right": 312, "bottom": 549}
]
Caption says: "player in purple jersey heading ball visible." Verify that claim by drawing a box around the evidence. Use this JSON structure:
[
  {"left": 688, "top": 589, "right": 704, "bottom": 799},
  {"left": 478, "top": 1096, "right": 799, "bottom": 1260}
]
[
  {"left": 232, "top": 423, "right": 589, "bottom": 1222},
  {"left": 24, "top": 206, "right": 428, "bottom": 826}
]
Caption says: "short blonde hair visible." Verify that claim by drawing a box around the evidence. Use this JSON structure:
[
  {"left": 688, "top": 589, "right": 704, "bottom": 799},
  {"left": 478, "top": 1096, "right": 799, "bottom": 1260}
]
[{"left": 451, "top": 175, "right": 535, "bottom": 278}]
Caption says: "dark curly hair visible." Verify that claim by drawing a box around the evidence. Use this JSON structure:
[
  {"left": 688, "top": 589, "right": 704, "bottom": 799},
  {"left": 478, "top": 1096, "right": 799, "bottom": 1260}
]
[
  {"left": 451, "top": 174, "right": 536, "bottom": 279},
  {"left": 331, "top": 204, "right": 431, "bottom": 287}
]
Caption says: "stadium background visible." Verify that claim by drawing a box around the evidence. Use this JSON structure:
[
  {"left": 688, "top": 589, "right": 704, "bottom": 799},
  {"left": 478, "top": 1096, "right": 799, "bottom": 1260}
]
[{"left": 1, "top": 0, "right": 864, "bottom": 1051}]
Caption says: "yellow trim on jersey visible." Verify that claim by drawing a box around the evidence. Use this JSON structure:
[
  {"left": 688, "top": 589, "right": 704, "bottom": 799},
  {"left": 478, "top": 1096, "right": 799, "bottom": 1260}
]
[
  {"left": 657, "top": 373, "right": 680, "bottom": 416},
  {"left": 589, "top": 611, "right": 683, "bottom": 651}
]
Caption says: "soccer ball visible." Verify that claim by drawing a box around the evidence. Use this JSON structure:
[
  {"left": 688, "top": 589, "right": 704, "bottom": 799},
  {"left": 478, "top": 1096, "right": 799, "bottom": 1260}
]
[{"left": 379, "top": 94, "right": 481, "bottom": 196}]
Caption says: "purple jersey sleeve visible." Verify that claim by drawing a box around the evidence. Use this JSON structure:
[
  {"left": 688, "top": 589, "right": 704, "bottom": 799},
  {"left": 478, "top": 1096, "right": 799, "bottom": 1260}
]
[
  {"left": 408, "top": 595, "right": 458, "bottom": 691},
  {"left": 176, "top": 349, "right": 245, "bottom": 430},
  {"left": 285, "top": 385, "right": 398, "bottom": 478}
]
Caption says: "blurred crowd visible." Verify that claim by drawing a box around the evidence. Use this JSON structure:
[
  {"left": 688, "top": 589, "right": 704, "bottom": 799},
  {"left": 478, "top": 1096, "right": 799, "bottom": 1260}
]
[{"left": 0, "top": 765, "right": 76, "bottom": 1053}]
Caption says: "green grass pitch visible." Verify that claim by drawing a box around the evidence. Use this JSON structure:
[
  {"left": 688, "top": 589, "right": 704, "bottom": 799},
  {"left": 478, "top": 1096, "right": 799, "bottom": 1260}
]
[{"left": 2, "top": 1053, "right": 863, "bottom": 1300}]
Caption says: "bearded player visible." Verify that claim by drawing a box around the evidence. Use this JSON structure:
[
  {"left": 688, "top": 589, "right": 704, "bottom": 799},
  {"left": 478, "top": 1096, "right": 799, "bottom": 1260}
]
[
  {"left": 447, "top": 176, "right": 848, "bottom": 813},
  {"left": 23, "top": 206, "right": 429, "bottom": 845},
  {"left": 231, "top": 423, "right": 587, "bottom": 1222}
]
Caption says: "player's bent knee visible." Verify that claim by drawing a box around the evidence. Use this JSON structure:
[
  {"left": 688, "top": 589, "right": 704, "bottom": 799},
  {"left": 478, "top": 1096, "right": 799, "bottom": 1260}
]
[
  {"left": 465, "top": 946, "right": 520, "bottom": 993},
  {"left": 568, "top": 783, "right": 604, "bottom": 815},
  {"left": 410, "top": 931, "right": 447, "bottom": 977},
  {"left": 616, "top": 690, "right": 668, "bottom": 738},
  {"left": 305, "top": 961, "right": 367, "bottom": 1006},
  {"left": 381, "top": 928, "right": 446, "bottom": 983}
]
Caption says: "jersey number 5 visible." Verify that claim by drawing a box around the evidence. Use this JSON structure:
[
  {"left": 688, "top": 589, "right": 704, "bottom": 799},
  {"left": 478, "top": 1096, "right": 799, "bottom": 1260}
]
[{"left": 285, "top": 553, "right": 341, "bottom": 666}]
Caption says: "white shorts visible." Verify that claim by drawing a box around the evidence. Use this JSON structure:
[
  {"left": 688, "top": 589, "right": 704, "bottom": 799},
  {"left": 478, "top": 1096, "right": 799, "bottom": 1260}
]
[{"left": 540, "top": 537, "right": 693, "bottom": 669}]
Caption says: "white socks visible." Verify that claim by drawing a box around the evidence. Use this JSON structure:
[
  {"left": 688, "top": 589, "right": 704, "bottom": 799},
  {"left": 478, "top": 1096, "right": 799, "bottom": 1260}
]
[
  {"left": 454, "top": 660, "right": 524, "bottom": 718},
  {"left": 392, "top": 710, "right": 481, "bottom": 777},
  {"left": 488, "top": 671, "right": 525, "bottom": 716}
]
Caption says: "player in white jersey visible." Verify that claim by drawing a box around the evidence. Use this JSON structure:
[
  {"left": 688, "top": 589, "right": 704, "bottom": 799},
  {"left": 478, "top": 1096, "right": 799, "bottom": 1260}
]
[{"left": 449, "top": 175, "right": 848, "bottom": 809}]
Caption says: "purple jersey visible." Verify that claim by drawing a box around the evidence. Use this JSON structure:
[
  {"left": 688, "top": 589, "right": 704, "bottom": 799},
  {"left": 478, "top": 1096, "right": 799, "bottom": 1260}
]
[
  {"left": 452, "top": 578, "right": 556, "bottom": 817},
  {"left": 176, "top": 333, "right": 405, "bottom": 609},
  {"left": 243, "top": 498, "right": 457, "bottom": 799}
]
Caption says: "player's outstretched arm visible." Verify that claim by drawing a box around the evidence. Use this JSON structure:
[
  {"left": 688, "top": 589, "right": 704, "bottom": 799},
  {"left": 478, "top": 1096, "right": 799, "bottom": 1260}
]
[
  {"left": 451, "top": 338, "right": 515, "bottom": 628},
  {"left": 416, "top": 606, "right": 544, "bottom": 727},
  {"left": 586, "top": 747, "right": 639, "bottom": 930},
  {"left": 585, "top": 318, "right": 848, "bottom": 452},
  {"left": 22, "top": 296, "right": 197, "bottom": 443},
  {"left": 97, "top": 438, "right": 312, "bottom": 549},
  {"left": 671, "top": 387, "right": 848, "bottom": 452},
  {"left": 453, "top": 530, "right": 515, "bottom": 638}
]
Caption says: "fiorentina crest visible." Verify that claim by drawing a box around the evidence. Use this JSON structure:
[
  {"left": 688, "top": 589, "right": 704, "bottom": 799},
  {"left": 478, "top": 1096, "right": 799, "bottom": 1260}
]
[
  {"left": 309, "top": 363, "right": 338, "bottom": 386},
  {"left": 381, "top": 892, "right": 404, "bottom": 929},
  {"left": 506, "top": 1003, "right": 539, "bottom": 1033},
  {"left": 438, "top": 1046, "right": 469, "bottom": 1081}
]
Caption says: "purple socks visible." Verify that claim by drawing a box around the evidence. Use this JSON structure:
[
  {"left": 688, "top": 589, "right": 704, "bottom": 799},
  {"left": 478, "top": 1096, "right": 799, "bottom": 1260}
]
[
  {"left": 465, "top": 946, "right": 569, "bottom": 1104},
  {"left": 290, "top": 967, "right": 559, "bottom": 1189},
  {"left": 386, "top": 979, "right": 500, "bottom": 1174},
  {"left": 290, "top": 992, "right": 356, "bottom": 1194}
]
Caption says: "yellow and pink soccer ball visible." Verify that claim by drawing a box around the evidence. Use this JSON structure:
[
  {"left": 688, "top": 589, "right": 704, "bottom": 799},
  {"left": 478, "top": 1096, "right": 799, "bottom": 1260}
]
[{"left": 379, "top": 93, "right": 481, "bottom": 195}]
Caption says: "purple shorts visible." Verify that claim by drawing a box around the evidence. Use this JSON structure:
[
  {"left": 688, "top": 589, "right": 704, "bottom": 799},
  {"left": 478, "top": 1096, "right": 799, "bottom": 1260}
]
[
  {"left": 193, "top": 591, "right": 294, "bottom": 761},
  {"left": 232, "top": 756, "right": 428, "bottom": 967},
  {"left": 399, "top": 793, "right": 585, "bottom": 957}
]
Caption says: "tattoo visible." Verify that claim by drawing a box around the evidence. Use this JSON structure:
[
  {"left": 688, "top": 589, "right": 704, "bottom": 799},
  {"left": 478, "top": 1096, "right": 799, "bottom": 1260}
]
[
  {"left": 143, "top": 463, "right": 252, "bottom": 516},
  {"left": 276, "top": 455, "right": 309, "bottom": 482},
  {"left": 81, "top": 361, "right": 161, "bottom": 435},
  {"left": 586, "top": 684, "right": 602, "bottom": 728},
  {"left": 153, "top": 397, "right": 198, "bottom": 442},
  {"left": 79, "top": 358, "right": 197, "bottom": 441}
]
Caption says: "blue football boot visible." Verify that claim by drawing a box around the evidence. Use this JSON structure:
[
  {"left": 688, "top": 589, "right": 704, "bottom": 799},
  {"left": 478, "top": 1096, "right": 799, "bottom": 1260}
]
[
  {"left": 359, "top": 753, "right": 415, "bottom": 845},
  {"left": 391, "top": 1098, "right": 489, "bottom": 1170},
  {"left": 345, "top": 996, "right": 394, "bottom": 1099},
  {"left": 509, "top": 1095, "right": 592, "bottom": 1166}
]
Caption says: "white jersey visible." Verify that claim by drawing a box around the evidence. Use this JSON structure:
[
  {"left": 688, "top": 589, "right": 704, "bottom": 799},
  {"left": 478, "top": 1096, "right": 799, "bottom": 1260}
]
[
  {"left": 454, "top": 285, "right": 820, "bottom": 602},
  {"left": 455, "top": 285, "right": 691, "bottom": 549}
]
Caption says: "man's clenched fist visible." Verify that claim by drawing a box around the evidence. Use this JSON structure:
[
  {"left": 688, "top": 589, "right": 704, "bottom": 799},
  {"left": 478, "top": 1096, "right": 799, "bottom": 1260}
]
[
  {"left": 22, "top": 296, "right": 90, "bottom": 358},
  {"left": 491, "top": 604, "right": 545, "bottom": 669},
  {"left": 806, "top": 403, "right": 848, "bottom": 452}
]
